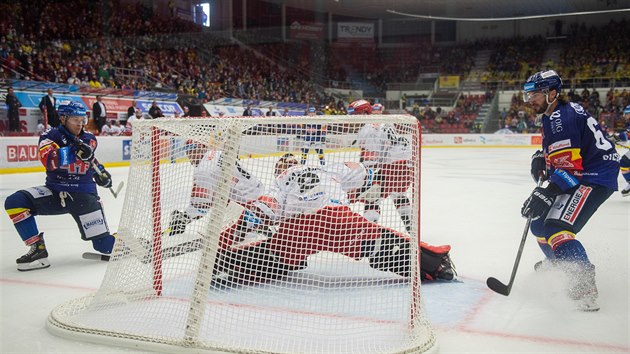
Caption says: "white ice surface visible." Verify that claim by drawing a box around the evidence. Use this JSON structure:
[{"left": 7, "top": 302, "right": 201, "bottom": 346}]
[{"left": 1, "top": 147, "right": 628, "bottom": 353}]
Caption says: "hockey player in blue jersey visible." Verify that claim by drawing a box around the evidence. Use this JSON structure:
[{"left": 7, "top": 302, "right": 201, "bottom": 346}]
[
  {"left": 521, "top": 70, "right": 620, "bottom": 311},
  {"left": 299, "top": 107, "right": 326, "bottom": 165},
  {"left": 4, "top": 100, "right": 117, "bottom": 271}
]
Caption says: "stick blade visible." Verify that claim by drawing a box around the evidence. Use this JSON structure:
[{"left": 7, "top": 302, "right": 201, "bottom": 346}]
[
  {"left": 111, "top": 181, "right": 125, "bottom": 198},
  {"left": 486, "top": 277, "right": 511, "bottom": 296},
  {"left": 82, "top": 252, "right": 110, "bottom": 262}
]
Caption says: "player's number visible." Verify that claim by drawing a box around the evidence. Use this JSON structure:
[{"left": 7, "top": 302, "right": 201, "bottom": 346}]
[{"left": 587, "top": 117, "right": 613, "bottom": 150}]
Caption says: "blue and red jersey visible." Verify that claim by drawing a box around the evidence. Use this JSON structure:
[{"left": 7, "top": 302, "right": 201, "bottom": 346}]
[
  {"left": 38, "top": 127, "right": 98, "bottom": 194},
  {"left": 541, "top": 101, "right": 619, "bottom": 191}
]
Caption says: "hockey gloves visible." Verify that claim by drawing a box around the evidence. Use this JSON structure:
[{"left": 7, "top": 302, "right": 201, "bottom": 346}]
[
  {"left": 530, "top": 150, "right": 547, "bottom": 182},
  {"left": 75, "top": 141, "right": 95, "bottom": 162},
  {"left": 93, "top": 164, "right": 113, "bottom": 188},
  {"left": 521, "top": 183, "right": 561, "bottom": 219},
  {"left": 166, "top": 210, "right": 192, "bottom": 236}
]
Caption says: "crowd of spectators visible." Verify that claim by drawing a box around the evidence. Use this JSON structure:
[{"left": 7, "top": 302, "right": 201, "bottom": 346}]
[{"left": 1, "top": 0, "right": 629, "bottom": 129}]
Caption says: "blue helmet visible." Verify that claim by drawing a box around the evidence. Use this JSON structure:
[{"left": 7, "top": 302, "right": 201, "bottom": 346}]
[
  {"left": 57, "top": 100, "right": 87, "bottom": 118},
  {"left": 624, "top": 105, "right": 630, "bottom": 115},
  {"left": 523, "top": 70, "right": 562, "bottom": 94}
]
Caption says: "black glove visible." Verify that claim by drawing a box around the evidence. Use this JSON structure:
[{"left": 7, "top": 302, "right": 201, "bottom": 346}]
[
  {"left": 93, "top": 164, "right": 112, "bottom": 188},
  {"left": 166, "top": 210, "right": 191, "bottom": 236},
  {"left": 530, "top": 150, "right": 546, "bottom": 182},
  {"left": 521, "top": 184, "right": 560, "bottom": 219},
  {"left": 76, "top": 142, "right": 94, "bottom": 162}
]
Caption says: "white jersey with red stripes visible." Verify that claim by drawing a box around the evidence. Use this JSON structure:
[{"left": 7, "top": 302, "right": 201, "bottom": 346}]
[{"left": 186, "top": 150, "right": 265, "bottom": 217}]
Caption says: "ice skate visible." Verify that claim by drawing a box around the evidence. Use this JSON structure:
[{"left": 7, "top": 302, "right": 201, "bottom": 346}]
[
  {"left": 563, "top": 262, "right": 600, "bottom": 312},
  {"left": 621, "top": 183, "right": 630, "bottom": 197},
  {"left": 16, "top": 234, "right": 50, "bottom": 271},
  {"left": 533, "top": 258, "right": 558, "bottom": 272}
]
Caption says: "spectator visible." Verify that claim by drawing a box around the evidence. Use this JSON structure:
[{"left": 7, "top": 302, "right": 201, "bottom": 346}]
[
  {"left": 148, "top": 101, "right": 164, "bottom": 119},
  {"left": 92, "top": 96, "right": 108, "bottom": 133},
  {"left": 111, "top": 120, "right": 124, "bottom": 136},
  {"left": 127, "top": 100, "right": 137, "bottom": 121},
  {"left": 5, "top": 87, "right": 22, "bottom": 132},
  {"left": 266, "top": 107, "right": 276, "bottom": 116},
  {"left": 182, "top": 106, "right": 191, "bottom": 117},
  {"left": 125, "top": 109, "right": 143, "bottom": 134},
  {"left": 38, "top": 88, "right": 59, "bottom": 127},
  {"left": 281, "top": 107, "right": 290, "bottom": 116},
  {"left": 242, "top": 104, "right": 253, "bottom": 116},
  {"left": 100, "top": 120, "right": 114, "bottom": 136},
  {"left": 35, "top": 119, "right": 46, "bottom": 136}
]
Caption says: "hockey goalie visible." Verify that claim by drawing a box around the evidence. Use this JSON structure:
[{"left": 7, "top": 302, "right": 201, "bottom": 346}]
[{"left": 166, "top": 142, "right": 456, "bottom": 286}]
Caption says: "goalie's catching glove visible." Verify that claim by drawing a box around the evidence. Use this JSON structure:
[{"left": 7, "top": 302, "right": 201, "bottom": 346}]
[
  {"left": 521, "top": 184, "right": 561, "bottom": 219},
  {"left": 166, "top": 210, "right": 192, "bottom": 236},
  {"left": 93, "top": 164, "right": 112, "bottom": 188}
]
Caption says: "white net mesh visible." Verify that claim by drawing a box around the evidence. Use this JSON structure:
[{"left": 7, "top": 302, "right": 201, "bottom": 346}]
[{"left": 47, "top": 115, "right": 436, "bottom": 354}]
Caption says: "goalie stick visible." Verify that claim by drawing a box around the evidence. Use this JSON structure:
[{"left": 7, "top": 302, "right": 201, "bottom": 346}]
[
  {"left": 486, "top": 178, "right": 543, "bottom": 296},
  {"left": 83, "top": 237, "right": 204, "bottom": 263}
]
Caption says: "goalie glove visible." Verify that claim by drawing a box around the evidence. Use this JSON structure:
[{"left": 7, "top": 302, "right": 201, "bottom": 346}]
[
  {"left": 93, "top": 163, "right": 112, "bottom": 188},
  {"left": 521, "top": 184, "right": 561, "bottom": 219},
  {"left": 165, "top": 210, "right": 192, "bottom": 236},
  {"left": 530, "top": 150, "right": 547, "bottom": 182}
]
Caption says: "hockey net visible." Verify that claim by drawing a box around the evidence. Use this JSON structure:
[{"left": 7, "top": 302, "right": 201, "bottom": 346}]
[{"left": 47, "top": 115, "right": 437, "bottom": 354}]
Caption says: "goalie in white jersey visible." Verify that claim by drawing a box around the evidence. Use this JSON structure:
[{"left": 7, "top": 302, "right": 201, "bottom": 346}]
[
  {"left": 165, "top": 140, "right": 266, "bottom": 237},
  {"left": 350, "top": 99, "right": 414, "bottom": 232},
  {"left": 212, "top": 153, "right": 456, "bottom": 285}
]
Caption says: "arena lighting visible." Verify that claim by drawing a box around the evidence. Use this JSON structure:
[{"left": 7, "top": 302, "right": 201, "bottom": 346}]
[{"left": 386, "top": 7, "right": 630, "bottom": 21}]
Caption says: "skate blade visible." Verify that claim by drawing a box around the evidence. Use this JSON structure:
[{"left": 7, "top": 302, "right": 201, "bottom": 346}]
[
  {"left": 17, "top": 258, "right": 51, "bottom": 271},
  {"left": 574, "top": 298, "right": 600, "bottom": 312}
]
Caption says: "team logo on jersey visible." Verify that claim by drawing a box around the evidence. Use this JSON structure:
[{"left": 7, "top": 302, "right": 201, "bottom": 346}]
[
  {"left": 561, "top": 185, "right": 592, "bottom": 225},
  {"left": 548, "top": 139, "right": 571, "bottom": 153}
]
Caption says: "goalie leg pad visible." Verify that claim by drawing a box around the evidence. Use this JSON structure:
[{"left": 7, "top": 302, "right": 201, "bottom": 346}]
[
  {"left": 420, "top": 243, "right": 456, "bottom": 281},
  {"left": 215, "top": 243, "right": 295, "bottom": 285},
  {"left": 366, "top": 231, "right": 412, "bottom": 278}
]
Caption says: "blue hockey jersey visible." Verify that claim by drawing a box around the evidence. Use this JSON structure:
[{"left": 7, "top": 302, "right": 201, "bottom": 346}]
[
  {"left": 38, "top": 126, "right": 98, "bottom": 194},
  {"left": 541, "top": 101, "right": 619, "bottom": 191}
]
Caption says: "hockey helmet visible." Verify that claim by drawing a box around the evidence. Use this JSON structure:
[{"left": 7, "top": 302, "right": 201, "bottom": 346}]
[
  {"left": 184, "top": 139, "right": 208, "bottom": 165},
  {"left": 348, "top": 100, "right": 372, "bottom": 115},
  {"left": 58, "top": 100, "right": 88, "bottom": 124},
  {"left": 372, "top": 103, "right": 384, "bottom": 114},
  {"left": 275, "top": 153, "right": 299, "bottom": 177},
  {"left": 624, "top": 104, "right": 630, "bottom": 115},
  {"left": 523, "top": 70, "right": 562, "bottom": 102}
]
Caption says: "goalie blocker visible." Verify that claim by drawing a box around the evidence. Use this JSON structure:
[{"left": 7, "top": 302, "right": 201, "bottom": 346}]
[{"left": 212, "top": 205, "right": 455, "bottom": 285}]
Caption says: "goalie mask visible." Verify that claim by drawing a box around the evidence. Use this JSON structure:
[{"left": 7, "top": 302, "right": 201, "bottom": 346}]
[
  {"left": 348, "top": 100, "right": 372, "bottom": 115},
  {"left": 184, "top": 140, "right": 208, "bottom": 166},
  {"left": 275, "top": 153, "right": 299, "bottom": 177}
]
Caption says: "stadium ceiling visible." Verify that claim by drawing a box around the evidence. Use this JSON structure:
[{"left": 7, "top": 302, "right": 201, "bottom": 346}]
[{"left": 266, "top": 0, "right": 630, "bottom": 20}]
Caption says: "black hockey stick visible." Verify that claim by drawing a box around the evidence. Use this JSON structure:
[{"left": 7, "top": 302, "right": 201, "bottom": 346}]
[{"left": 486, "top": 178, "right": 543, "bottom": 296}]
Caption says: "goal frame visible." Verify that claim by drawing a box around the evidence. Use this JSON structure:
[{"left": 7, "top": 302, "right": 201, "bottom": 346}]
[{"left": 47, "top": 115, "right": 437, "bottom": 354}]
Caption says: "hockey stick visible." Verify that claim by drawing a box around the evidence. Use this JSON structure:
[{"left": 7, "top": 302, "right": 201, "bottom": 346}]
[
  {"left": 59, "top": 129, "right": 124, "bottom": 198},
  {"left": 91, "top": 160, "right": 124, "bottom": 198},
  {"left": 486, "top": 178, "right": 543, "bottom": 296}
]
